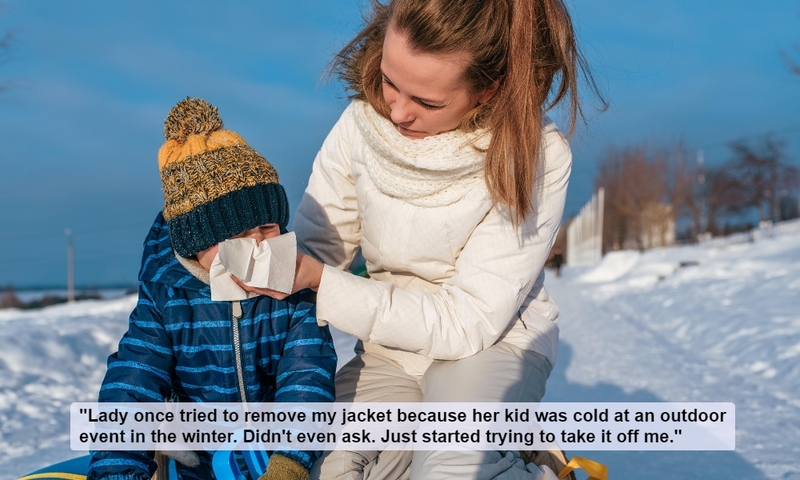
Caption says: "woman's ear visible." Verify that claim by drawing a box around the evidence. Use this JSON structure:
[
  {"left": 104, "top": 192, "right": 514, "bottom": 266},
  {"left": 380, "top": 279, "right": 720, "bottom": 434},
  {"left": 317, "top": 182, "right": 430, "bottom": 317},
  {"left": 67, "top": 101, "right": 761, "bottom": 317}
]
[{"left": 478, "top": 78, "right": 502, "bottom": 105}]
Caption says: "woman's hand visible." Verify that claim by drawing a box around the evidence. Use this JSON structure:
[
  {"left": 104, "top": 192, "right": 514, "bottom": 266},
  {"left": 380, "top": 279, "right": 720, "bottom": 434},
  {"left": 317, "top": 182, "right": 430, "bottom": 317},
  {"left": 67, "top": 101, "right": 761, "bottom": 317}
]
[{"left": 232, "top": 252, "right": 324, "bottom": 300}]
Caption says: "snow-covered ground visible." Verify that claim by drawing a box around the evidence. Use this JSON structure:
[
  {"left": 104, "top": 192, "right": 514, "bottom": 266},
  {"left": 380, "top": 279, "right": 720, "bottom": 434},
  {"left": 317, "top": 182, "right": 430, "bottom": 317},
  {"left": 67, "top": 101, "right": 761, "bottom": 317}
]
[
  {"left": 0, "top": 297, "right": 136, "bottom": 477},
  {"left": 1, "top": 229, "right": 798, "bottom": 479},
  {"left": 543, "top": 230, "right": 800, "bottom": 479}
]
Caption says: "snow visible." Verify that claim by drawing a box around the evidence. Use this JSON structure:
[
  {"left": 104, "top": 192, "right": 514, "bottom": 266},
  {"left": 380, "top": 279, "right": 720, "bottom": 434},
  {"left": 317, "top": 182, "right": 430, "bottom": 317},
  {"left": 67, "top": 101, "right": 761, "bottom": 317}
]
[
  {"left": 577, "top": 250, "right": 641, "bottom": 284},
  {"left": 0, "top": 297, "right": 137, "bottom": 477},
  {"left": 1, "top": 231, "right": 799, "bottom": 479},
  {"left": 544, "top": 232, "right": 800, "bottom": 479}
]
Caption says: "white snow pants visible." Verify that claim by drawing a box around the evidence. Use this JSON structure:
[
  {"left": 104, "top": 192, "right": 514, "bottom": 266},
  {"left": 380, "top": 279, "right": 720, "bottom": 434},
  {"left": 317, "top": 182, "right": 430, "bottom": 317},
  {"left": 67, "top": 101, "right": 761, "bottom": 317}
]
[{"left": 310, "top": 341, "right": 554, "bottom": 480}]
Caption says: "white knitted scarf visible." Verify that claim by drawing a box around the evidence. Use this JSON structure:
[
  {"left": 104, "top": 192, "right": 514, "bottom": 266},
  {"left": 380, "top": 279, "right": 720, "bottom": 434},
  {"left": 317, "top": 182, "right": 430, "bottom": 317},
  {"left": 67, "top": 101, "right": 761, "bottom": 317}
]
[{"left": 352, "top": 101, "right": 491, "bottom": 207}]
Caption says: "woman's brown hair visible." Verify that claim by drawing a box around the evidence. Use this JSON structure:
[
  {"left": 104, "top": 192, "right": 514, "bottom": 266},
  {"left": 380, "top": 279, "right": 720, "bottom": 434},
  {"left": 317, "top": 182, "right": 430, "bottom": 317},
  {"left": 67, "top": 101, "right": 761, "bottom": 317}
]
[{"left": 332, "top": 0, "right": 599, "bottom": 222}]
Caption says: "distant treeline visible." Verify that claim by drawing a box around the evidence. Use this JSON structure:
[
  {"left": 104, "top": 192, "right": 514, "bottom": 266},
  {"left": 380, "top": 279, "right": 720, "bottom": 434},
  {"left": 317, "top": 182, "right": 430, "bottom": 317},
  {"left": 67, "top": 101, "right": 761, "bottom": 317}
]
[
  {"left": 0, "top": 286, "right": 135, "bottom": 310},
  {"left": 595, "top": 136, "right": 800, "bottom": 251}
]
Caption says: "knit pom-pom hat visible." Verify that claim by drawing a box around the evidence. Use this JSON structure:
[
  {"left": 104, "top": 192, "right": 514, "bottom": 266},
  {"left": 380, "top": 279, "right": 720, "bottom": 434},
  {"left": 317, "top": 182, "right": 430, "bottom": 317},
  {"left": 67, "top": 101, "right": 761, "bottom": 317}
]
[{"left": 158, "top": 97, "right": 289, "bottom": 258}]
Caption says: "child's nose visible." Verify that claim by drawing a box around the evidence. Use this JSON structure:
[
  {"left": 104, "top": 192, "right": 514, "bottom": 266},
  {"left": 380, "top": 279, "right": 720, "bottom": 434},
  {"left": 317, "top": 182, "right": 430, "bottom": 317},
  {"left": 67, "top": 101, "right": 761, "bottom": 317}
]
[{"left": 242, "top": 228, "right": 264, "bottom": 243}]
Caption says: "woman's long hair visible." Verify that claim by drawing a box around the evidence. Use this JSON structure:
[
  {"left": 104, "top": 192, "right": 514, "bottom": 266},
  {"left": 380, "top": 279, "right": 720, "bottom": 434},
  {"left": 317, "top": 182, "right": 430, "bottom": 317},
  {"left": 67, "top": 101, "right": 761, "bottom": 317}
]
[{"left": 332, "top": 0, "right": 601, "bottom": 223}]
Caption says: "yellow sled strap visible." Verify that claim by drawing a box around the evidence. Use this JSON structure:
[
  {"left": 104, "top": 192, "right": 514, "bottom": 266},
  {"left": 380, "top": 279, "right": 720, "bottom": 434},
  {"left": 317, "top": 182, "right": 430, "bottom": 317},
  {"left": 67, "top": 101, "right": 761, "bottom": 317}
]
[{"left": 557, "top": 456, "right": 608, "bottom": 480}]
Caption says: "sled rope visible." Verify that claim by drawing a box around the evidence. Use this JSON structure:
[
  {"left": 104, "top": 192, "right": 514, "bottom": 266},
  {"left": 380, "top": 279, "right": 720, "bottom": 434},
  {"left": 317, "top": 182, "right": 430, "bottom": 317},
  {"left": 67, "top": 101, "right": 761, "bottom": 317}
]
[{"left": 558, "top": 455, "right": 608, "bottom": 480}]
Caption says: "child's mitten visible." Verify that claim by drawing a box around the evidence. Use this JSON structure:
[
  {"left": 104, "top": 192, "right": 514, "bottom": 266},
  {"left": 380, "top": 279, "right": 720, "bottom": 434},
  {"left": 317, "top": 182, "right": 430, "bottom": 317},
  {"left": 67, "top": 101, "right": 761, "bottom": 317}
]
[
  {"left": 162, "top": 450, "right": 200, "bottom": 467},
  {"left": 257, "top": 454, "right": 309, "bottom": 480}
]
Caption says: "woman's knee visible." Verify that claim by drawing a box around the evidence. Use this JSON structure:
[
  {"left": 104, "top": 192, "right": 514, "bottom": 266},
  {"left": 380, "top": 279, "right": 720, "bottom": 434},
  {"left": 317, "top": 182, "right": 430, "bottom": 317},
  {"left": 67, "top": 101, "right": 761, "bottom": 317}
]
[
  {"left": 411, "top": 450, "right": 540, "bottom": 480},
  {"left": 312, "top": 449, "right": 411, "bottom": 480},
  {"left": 312, "top": 450, "right": 378, "bottom": 480},
  {"left": 422, "top": 343, "right": 551, "bottom": 403}
]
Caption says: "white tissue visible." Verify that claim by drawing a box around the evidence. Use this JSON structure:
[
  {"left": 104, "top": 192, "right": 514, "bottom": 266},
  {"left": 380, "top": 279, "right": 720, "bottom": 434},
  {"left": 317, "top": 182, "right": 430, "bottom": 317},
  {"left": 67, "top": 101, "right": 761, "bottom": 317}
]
[{"left": 209, "top": 232, "right": 297, "bottom": 301}]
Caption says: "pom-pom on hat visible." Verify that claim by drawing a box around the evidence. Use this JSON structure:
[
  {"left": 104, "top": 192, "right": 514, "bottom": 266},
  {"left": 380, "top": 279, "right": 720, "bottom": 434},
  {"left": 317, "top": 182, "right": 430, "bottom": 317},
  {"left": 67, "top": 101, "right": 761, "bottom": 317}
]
[{"left": 157, "top": 97, "right": 289, "bottom": 258}]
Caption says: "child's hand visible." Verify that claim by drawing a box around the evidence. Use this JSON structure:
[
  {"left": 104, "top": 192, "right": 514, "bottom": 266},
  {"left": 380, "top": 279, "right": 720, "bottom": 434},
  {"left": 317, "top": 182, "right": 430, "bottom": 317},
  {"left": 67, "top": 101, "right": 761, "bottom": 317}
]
[
  {"left": 233, "top": 253, "right": 323, "bottom": 299},
  {"left": 257, "top": 454, "right": 309, "bottom": 480}
]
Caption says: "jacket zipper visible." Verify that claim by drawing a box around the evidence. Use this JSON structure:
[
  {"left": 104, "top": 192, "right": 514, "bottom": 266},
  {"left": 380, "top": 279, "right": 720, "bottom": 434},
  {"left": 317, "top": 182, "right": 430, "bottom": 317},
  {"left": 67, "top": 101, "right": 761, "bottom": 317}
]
[{"left": 231, "top": 301, "right": 248, "bottom": 403}]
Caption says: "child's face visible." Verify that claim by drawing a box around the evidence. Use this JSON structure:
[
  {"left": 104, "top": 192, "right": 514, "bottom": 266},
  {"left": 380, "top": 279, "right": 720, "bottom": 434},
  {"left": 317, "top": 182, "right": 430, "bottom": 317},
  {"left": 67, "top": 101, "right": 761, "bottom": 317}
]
[{"left": 196, "top": 223, "right": 281, "bottom": 271}]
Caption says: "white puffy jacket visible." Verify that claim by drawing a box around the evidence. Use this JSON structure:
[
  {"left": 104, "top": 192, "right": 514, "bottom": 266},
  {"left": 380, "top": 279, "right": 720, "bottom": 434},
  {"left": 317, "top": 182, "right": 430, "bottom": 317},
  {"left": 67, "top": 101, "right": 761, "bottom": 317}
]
[{"left": 293, "top": 101, "right": 571, "bottom": 376}]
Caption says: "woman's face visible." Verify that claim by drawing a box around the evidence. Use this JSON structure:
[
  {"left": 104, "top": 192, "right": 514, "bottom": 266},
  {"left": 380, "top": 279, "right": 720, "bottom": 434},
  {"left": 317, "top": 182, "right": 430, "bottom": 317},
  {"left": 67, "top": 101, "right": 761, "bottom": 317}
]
[{"left": 380, "top": 26, "right": 497, "bottom": 139}]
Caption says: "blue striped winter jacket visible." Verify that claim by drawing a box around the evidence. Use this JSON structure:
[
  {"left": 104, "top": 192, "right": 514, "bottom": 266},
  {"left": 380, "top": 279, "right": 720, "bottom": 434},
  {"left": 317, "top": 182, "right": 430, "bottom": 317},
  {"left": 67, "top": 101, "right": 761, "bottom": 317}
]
[{"left": 88, "top": 213, "right": 337, "bottom": 480}]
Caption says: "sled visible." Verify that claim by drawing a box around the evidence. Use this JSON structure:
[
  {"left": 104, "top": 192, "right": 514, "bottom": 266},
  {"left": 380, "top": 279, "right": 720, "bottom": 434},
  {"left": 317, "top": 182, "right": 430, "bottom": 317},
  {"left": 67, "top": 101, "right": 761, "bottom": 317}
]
[
  {"left": 17, "top": 444, "right": 268, "bottom": 480},
  {"left": 212, "top": 448, "right": 269, "bottom": 480},
  {"left": 16, "top": 455, "right": 90, "bottom": 480},
  {"left": 14, "top": 454, "right": 176, "bottom": 480},
  {"left": 18, "top": 451, "right": 602, "bottom": 480},
  {"left": 522, "top": 450, "right": 608, "bottom": 480}
]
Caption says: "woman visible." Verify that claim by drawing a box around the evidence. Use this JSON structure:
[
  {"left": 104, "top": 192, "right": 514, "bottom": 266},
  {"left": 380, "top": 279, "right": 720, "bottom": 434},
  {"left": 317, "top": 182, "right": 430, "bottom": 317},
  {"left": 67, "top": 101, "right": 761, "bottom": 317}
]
[{"left": 234, "top": 0, "right": 598, "bottom": 478}]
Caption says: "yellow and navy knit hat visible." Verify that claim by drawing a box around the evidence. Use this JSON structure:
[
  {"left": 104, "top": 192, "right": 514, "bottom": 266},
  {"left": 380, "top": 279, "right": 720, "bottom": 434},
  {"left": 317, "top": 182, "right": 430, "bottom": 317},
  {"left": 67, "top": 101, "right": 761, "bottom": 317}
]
[{"left": 158, "top": 97, "right": 289, "bottom": 258}]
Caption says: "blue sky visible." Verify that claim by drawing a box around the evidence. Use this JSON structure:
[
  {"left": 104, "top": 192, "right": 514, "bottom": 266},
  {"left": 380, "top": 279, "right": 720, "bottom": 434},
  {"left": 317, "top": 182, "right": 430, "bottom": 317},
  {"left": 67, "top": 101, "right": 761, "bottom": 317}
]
[{"left": 0, "top": 0, "right": 798, "bottom": 288}]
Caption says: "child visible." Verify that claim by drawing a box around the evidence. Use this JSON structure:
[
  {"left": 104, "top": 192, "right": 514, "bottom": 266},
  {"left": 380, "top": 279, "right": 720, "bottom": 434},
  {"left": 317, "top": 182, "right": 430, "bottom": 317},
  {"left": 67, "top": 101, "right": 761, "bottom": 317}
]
[{"left": 87, "top": 98, "right": 337, "bottom": 480}]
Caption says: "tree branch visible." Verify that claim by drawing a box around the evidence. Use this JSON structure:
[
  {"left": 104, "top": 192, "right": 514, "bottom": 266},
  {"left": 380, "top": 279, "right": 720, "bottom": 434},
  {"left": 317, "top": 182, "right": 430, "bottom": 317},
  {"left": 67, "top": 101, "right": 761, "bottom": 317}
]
[{"left": 780, "top": 45, "right": 800, "bottom": 77}]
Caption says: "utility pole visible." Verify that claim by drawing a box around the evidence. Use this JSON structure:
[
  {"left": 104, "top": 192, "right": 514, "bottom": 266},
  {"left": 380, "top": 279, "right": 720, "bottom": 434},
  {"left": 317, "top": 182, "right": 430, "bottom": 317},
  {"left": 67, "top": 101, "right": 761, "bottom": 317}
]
[
  {"left": 697, "top": 150, "right": 706, "bottom": 235},
  {"left": 65, "top": 229, "right": 74, "bottom": 303}
]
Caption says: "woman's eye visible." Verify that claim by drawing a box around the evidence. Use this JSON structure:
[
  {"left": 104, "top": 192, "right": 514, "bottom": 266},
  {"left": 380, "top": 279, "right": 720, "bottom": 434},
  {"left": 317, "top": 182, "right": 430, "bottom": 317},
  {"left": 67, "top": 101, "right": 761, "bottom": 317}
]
[
  {"left": 383, "top": 74, "right": 443, "bottom": 110},
  {"left": 418, "top": 101, "right": 444, "bottom": 110}
]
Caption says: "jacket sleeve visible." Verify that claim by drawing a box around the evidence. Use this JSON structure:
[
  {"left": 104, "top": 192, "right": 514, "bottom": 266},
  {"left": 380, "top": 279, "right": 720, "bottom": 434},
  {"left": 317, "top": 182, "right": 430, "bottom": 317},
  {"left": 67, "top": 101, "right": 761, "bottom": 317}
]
[
  {"left": 88, "top": 282, "right": 175, "bottom": 480},
  {"left": 302, "top": 113, "right": 571, "bottom": 360},
  {"left": 273, "top": 290, "right": 337, "bottom": 470}
]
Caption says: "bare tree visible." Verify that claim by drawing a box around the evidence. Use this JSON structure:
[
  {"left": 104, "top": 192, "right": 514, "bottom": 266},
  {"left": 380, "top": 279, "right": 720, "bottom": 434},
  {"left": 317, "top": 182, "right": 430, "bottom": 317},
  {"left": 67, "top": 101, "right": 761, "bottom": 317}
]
[
  {"left": 784, "top": 47, "right": 800, "bottom": 76},
  {"left": 669, "top": 142, "right": 708, "bottom": 240},
  {"left": 729, "top": 137, "right": 800, "bottom": 223},
  {"left": 0, "top": 7, "right": 13, "bottom": 94},
  {"left": 596, "top": 145, "right": 670, "bottom": 250},
  {"left": 0, "top": 284, "right": 23, "bottom": 309},
  {"left": 704, "top": 166, "right": 748, "bottom": 234},
  {"left": 782, "top": 15, "right": 800, "bottom": 76}
]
